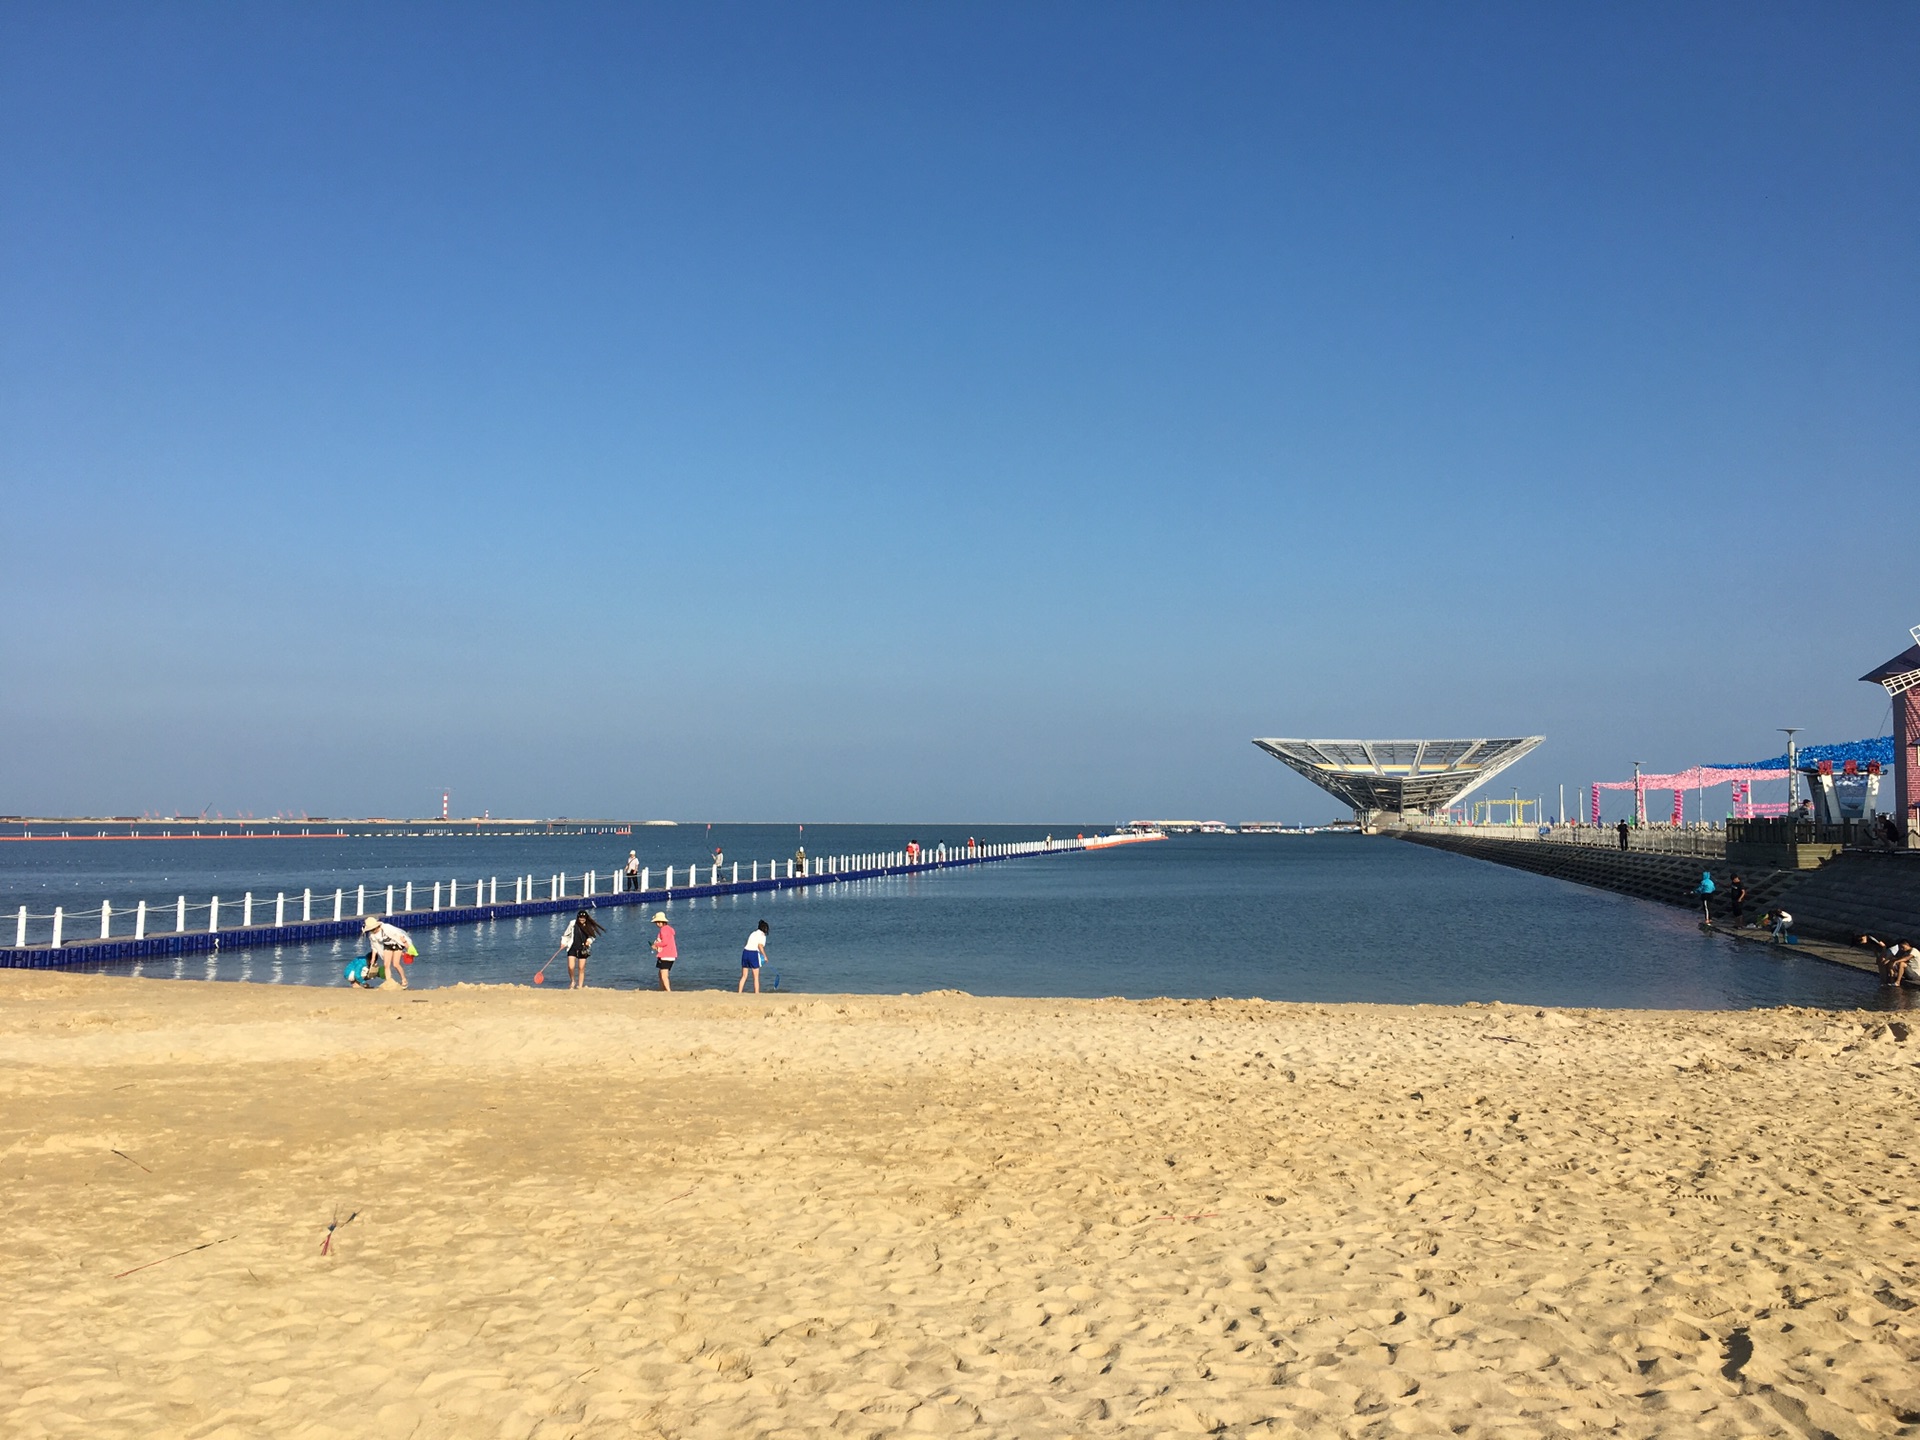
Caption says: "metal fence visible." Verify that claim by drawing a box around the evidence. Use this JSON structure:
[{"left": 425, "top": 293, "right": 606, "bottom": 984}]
[{"left": 1407, "top": 822, "right": 1728, "bottom": 858}]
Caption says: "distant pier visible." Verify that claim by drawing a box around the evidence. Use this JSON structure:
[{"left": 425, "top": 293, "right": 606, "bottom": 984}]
[{"left": 0, "top": 816, "right": 648, "bottom": 842}]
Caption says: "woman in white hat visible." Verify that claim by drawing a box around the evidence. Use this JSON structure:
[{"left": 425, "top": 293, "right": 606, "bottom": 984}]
[
  {"left": 360, "top": 915, "right": 415, "bottom": 989},
  {"left": 649, "top": 912, "right": 677, "bottom": 990}
]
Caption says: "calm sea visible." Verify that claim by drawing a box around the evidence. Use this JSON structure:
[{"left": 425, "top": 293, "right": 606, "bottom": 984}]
[{"left": 2, "top": 827, "right": 1900, "bottom": 1010}]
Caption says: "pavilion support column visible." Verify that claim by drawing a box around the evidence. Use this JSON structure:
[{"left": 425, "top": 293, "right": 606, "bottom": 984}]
[{"left": 1899, "top": 690, "right": 1920, "bottom": 847}]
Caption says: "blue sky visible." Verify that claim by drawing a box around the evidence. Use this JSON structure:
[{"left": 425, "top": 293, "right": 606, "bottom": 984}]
[{"left": 2, "top": 3, "right": 1915, "bottom": 822}]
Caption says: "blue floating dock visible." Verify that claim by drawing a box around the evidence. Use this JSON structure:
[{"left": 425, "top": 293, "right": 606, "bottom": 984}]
[{"left": 0, "top": 844, "right": 1084, "bottom": 969}]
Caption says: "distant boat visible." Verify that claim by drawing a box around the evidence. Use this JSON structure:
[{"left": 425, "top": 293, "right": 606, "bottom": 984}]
[{"left": 1082, "top": 829, "right": 1168, "bottom": 849}]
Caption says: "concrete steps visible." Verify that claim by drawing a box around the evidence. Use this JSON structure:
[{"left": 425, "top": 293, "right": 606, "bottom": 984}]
[{"left": 1766, "top": 853, "right": 1920, "bottom": 943}]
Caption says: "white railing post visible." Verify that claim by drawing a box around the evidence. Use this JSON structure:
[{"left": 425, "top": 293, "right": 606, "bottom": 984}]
[
  {"left": 209, "top": 896, "right": 220, "bottom": 933},
  {"left": 405, "top": 882, "right": 414, "bottom": 911},
  {"left": 243, "top": 893, "right": 252, "bottom": 927},
  {"left": 640, "top": 867, "right": 649, "bottom": 891},
  {"left": 176, "top": 895, "right": 187, "bottom": 932},
  {"left": 14, "top": 906, "right": 25, "bottom": 947},
  {"left": 303, "top": 888, "right": 312, "bottom": 923},
  {"left": 135, "top": 901, "right": 147, "bottom": 940},
  {"left": 449, "top": 879, "right": 458, "bottom": 907},
  {"left": 387, "top": 884, "right": 395, "bottom": 914},
  {"left": 51, "top": 907, "right": 63, "bottom": 948},
  {"left": 356, "top": 885, "right": 365, "bottom": 916},
  {"left": 276, "top": 893, "right": 285, "bottom": 926},
  {"left": 333, "top": 889, "right": 343, "bottom": 922},
  {"left": 665, "top": 865, "right": 674, "bottom": 889},
  {"left": 732, "top": 861, "right": 739, "bottom": 884},
  {"left": 490, "top": 877, "right": 498, "bottom": 904},
  {"left": 100, "top": 901, "right": 111, "bottom": 939}
]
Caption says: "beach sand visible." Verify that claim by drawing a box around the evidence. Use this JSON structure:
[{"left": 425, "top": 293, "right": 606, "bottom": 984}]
[{"left": 1, "top": 972, "right": 1916, "bottom": 1439}]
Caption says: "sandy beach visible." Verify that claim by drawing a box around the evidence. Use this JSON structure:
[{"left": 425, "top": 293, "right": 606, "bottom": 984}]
[{"left": 1, "top": 972, "right": 1916, "bottom": 1439}]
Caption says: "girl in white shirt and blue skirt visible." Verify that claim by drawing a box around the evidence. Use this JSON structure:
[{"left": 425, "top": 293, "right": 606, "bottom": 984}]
[{"left": 739, "top": 921, "right": 769, "bottom": 993}]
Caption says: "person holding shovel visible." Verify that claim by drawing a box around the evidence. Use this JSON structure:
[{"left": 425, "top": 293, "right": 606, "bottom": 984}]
[{"left": 739, "top": 920, "right": 770, "bottom": 993}]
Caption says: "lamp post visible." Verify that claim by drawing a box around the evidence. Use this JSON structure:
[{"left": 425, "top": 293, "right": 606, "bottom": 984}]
[
  {"left": 1779, "top": 728, "right": 1801, "bottom": 822},
  {"left": 1632, "top": 760, "right": 1644, "bottom": 827}
]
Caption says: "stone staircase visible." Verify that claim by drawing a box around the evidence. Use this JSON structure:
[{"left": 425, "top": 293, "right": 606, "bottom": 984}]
[{"left": 1764, "top": 852, "right": 1920, "bottom": 943}]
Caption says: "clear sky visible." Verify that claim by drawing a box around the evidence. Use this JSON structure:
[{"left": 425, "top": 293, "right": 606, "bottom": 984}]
[{"left": 2, "top": 3, "right": 1915, "bottom": 822}]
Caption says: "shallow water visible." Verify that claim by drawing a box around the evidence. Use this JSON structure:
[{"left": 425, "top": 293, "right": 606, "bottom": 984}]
[{"left": 3, "top": 829, "right": 1901, "bottom": 1009}]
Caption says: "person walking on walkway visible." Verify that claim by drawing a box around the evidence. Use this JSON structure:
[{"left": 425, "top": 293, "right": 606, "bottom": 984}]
[
  {"left": 650, "top": 911, "right": 677, "bottom": 991},
  {"left": 739, "top": 920, "right": 770, "bottom": 993},
  {"left": 560, "top": 909, "right": 605, "bottom": 989},
  {"left": 625, "top": 852, "right": 641, "bottom": 891},
  {"left": 1616, "top": 820, "right": 1631, "bottom": 851},
  {"left": 360, "top": 915, "right": 415, "bottom": 989}
]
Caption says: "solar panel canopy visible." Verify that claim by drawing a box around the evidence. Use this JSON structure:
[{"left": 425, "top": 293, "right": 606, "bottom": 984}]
[{"left": 1253, "top": 737, "right": 1545, "bottom": 826}]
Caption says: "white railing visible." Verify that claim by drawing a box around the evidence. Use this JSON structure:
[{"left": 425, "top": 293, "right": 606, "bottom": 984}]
[{"left": 1410, "top": 821, "right": 1728, "bottom": 858}]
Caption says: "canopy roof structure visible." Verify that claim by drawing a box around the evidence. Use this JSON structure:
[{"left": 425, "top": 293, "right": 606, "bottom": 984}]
[
  {"left": 1862, "top": 633, "right": 1920, "bottom": 698},
  {"left": 1253, "top": 737, "right": 1545, "bottom": 820}
]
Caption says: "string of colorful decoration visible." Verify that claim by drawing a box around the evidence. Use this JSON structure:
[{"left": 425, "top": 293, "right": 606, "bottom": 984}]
[{"left": 1584, "top": 735, "right": 1893, "bottom": 825}]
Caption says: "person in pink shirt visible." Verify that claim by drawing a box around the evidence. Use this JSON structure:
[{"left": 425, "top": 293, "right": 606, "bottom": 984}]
[{"left": 649, "top": 911, "right": 677, "bottom": 991}]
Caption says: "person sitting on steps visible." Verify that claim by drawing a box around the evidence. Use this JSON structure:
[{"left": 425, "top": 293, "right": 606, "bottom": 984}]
[{"left": 1855, "top": 934, "right": 1914, "bottom": 986}]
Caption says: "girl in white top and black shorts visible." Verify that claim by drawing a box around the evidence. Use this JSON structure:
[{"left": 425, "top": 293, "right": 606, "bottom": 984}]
[{"left": 739, "top": 920, "right": 769, "bottom": 993}]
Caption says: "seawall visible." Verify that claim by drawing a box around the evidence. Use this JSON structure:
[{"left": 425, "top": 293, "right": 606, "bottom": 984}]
[
  {"left": 1401, "top": 831, "right": 1920, "bottom": 985},
  {"left": 1398, "top": 831, "right": 1796, "bottom": 910}
]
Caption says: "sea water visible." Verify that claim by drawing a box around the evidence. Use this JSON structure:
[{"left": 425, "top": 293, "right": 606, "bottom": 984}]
[{"left": 2, "top": 828, "right": 1901, "bottom": 1010}]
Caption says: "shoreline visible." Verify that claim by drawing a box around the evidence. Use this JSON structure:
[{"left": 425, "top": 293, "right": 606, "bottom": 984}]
[{"left": 3, "top": 970, "right": 1916, "bottom": 1436}]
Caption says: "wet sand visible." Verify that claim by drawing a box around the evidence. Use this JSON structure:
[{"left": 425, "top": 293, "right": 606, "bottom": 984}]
[{"left": 1, "top": 971, "right": 1916, "bottom": 1438}]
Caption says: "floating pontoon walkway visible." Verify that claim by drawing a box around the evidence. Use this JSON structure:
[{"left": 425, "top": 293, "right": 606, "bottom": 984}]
[{"left": 0, "top": 839, "right": 1086, "bottom": 970}]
